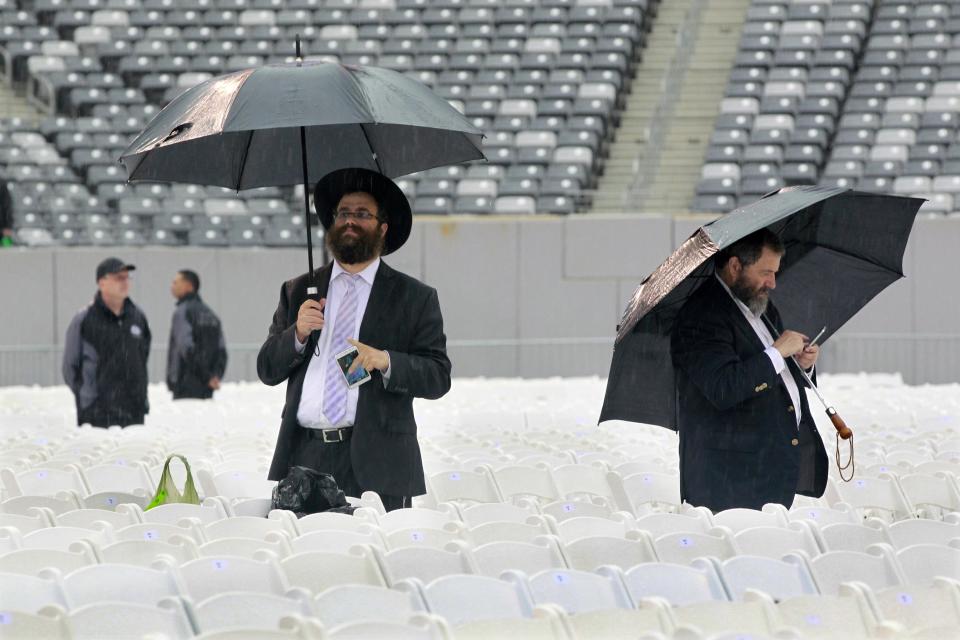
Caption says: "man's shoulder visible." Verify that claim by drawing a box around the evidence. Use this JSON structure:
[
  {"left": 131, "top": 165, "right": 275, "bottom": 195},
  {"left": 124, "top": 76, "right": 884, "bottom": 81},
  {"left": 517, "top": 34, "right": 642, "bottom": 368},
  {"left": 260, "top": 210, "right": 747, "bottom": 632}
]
[
  {"left": 191, "top": 296, "right": 220, "bottom": 317},
  {"left": 69, "top": 303, "right": 94, "bottom": 329},
  {"left": 284, "top": 271, "right": 312, "bottom": 287},
  {"left": 283, "top": 266, "right": 330, "bottom": 290},
  {"left": 280, "top": 262, "right": 434, "bottom": 297},
  {"left": 382, "top": 262, "right": 427, "bottom": 286},
  {"left": 673, "top": 277, "right": 737, "bottom": 335},
  {"left": 279, "top": 271, "right": 319, "bottom": 305},
  {"left": 685, "top": 276, "right": 728, "bottom": 310},
  {"left": 381, "top": 262, "right": 436, "bottom": 298},
  {"left": 126, "top": 299, "right": 149, "bottom": 321}
]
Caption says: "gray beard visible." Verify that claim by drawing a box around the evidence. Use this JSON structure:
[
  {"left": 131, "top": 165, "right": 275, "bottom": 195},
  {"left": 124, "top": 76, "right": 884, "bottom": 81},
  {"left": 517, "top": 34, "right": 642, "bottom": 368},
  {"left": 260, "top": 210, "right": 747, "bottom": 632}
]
[
  {"left": 730, "top": 278, "right": 770, "bottom": 316},
  {"left": 746, "top": 294, "right": 769, "bottom": 316}
]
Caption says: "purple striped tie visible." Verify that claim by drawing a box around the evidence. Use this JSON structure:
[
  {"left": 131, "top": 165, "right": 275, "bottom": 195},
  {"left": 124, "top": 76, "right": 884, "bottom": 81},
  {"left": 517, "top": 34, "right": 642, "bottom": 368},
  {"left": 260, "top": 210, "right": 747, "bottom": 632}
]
[{"left": 323, "top": 274, "right": 360, "bottom": 425}]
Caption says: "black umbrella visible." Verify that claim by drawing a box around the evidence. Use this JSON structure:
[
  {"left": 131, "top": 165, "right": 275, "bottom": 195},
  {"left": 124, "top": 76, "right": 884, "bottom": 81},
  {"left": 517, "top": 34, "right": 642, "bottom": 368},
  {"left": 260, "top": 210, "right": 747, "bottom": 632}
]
[
  {"left": 119, "top": 38, "right": 485, "bottom": 275},
  {"left": 600, "top": 186, "right": 924, "bottom": 464}
]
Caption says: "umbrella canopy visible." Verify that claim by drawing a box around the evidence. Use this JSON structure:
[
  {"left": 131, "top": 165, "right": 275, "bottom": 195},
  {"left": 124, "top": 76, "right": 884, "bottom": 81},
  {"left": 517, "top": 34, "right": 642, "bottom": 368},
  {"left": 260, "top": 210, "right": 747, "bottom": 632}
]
[
  {"left": 600, "top": 186, "right": 924, "bottom": 430},
  {"left": 119, "top": 60, "right": 485, "bottom": 188}
]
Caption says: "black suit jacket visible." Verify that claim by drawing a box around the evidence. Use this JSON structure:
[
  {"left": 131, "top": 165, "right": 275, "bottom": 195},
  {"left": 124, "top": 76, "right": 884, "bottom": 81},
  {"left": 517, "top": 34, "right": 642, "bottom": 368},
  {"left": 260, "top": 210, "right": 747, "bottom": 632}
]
[
  {"left": 257, "top": 260, "right": 451, "bottom": 496},
  {"left": 670, "top": 276, "right": 828, "bottom": 512}
]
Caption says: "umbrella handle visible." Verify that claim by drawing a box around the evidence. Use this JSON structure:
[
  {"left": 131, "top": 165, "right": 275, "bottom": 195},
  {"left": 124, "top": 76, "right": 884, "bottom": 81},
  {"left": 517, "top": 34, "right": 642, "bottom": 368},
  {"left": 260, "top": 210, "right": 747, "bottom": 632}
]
[
  {"left": 827, "top": 407, "right": 853, "bottom": 439},
  {"left": 827, "top": 407, "right": 855, "bottom": 482}
]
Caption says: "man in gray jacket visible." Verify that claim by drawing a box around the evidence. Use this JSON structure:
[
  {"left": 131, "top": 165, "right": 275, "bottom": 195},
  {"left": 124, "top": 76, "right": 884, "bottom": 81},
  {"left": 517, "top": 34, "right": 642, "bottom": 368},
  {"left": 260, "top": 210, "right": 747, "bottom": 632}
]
[
  {"left": 167, "top": 269, "right": 227, "bottom": 400},
  {"left": 63, "top": 257, "right": 151, "bottom": 427}
]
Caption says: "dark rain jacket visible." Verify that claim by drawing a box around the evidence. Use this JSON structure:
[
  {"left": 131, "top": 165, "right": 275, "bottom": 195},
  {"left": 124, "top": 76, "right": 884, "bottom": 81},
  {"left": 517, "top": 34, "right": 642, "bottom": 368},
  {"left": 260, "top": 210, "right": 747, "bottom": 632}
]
[
  {"left": 0, "top": 181, "right": 12, "bottom": 233},
  {"left": 671, "top": 276, "right": 829, "bottom": 512},
  {"left": 62, "top": 293, "right": 151, "bottom": 427},
  {"left": 166, "top": 292, "right": 227, "bottom": 399}
]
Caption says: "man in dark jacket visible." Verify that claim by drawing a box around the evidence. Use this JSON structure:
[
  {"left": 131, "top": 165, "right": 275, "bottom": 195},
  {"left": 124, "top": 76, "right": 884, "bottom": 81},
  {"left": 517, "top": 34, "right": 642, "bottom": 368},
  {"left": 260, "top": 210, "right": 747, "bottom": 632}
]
[
  {"left": 0, "top": 179, "right": 13, "bottom": 246},
  {"left": 167, "top": 269, "right": 227, "bottom": 400},
  {"left": 671, "top": 229, "right": 829, "bottom": 512},
  {"left": 63, "top": 257, "right": 152, "bottom": 427},
  {"left": 258, "top": 168, "right": 451, "bottom": 511}
]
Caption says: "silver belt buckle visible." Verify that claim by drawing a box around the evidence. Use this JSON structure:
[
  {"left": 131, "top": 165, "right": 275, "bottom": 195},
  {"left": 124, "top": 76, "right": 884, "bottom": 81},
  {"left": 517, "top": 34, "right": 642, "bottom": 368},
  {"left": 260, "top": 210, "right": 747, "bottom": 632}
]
[{"left": 322, "top": 428, "right": 340, "bottom": 443}]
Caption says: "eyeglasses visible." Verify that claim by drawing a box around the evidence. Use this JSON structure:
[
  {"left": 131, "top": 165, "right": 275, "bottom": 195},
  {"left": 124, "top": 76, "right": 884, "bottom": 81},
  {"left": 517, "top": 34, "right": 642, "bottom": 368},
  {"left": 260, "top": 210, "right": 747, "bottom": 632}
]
[{"left": 334, "top": 209, "right": 380, "bottom": 222}]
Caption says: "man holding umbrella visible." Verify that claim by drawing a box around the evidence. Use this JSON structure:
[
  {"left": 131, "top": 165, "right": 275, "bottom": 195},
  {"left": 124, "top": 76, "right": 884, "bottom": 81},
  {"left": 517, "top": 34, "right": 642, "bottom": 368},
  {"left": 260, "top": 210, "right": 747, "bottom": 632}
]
[
  {"left": 257, "top": 168, "right": 451, "bottom": 511},
  {"left": 671, "top": 229, "right": 829, "bottom": 512},
  {"left": 602, "top": 186, "right": 924, "bottom": 513}
]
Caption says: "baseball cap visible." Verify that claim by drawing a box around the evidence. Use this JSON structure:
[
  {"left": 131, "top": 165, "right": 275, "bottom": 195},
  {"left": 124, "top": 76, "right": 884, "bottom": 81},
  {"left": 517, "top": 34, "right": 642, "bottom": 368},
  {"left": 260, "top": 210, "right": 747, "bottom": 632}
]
[{"left": 96, "top": 257, "right": 136, "bottom": 281}]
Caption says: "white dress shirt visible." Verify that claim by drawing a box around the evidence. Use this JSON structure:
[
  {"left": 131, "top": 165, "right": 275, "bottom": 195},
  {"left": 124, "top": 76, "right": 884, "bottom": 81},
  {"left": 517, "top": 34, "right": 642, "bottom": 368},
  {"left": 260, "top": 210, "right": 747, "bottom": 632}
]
[
  {"left": 715, "top": 274, "right": 802, "bottom": 427},
  {"left": 294, "top": 258, "right": 390, "bottom": 429}
]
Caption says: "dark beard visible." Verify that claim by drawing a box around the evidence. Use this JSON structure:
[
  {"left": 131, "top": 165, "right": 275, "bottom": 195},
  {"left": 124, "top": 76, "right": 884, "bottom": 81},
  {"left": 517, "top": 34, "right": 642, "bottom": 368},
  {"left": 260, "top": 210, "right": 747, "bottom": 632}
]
[
  {"left": 326, "top": 223, "right": 385, "bottom": 265},
  {"left": 730, "top": 274, "right": 770, "bottom": 315}
]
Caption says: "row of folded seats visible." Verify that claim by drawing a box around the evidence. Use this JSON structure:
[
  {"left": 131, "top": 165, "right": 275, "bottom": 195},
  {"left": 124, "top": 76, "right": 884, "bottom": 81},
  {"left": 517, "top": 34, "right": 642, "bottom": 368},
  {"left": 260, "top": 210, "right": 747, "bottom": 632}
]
[
  {"left": 0, "top": 1, "right": 650, "bottom": 229},
  {"left": 695, "top": 0, "right": 873, "bottom": 212},
  {"left": 2, "top": 499, "right": 960, "bottom": 638},
  {"left": 3, "top": 555, "right": 956, "bottom": 639},
  {"left": 695, "top": 0, "right": 960, "bottom": 215},
  {"left": 1, "top": 114, "right": 591, "bottom": 247},
  {"left": 0, "top": 0, "right": 654, "bottom": 236}
]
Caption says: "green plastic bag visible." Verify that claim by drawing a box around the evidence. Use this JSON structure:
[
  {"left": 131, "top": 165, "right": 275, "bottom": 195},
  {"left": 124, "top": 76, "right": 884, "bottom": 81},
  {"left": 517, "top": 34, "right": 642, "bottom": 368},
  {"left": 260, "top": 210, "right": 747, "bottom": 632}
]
[{"left": 146, "top": 454, "right": 201, "bottom": 510}]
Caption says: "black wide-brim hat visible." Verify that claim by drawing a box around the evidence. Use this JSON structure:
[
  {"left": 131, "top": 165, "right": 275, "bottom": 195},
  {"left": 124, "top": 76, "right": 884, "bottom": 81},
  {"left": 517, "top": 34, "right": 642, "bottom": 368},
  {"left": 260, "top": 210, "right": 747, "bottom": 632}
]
[{"left": 314, "top": 168, "right": 412, "bottom": 256}]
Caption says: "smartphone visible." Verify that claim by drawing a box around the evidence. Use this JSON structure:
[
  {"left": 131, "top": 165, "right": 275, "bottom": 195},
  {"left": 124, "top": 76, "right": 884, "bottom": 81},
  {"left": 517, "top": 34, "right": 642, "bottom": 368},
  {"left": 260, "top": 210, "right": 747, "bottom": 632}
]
[
  {"left": 335, "top": 346, "right": 371, "bottom": 389},
  {"left": 807, "top": 325, "right": 827, "bottom": 348}
]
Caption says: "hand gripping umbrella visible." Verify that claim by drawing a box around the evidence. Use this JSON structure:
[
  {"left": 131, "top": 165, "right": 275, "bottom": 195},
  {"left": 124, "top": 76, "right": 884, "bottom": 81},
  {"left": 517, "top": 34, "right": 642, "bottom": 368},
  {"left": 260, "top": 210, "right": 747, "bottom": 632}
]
[
  {"left": 120, "top": 38, "right": 485, "bottom": 280},
  {"left": 600, "top": 186, "right": 925, "bottom": 481}
]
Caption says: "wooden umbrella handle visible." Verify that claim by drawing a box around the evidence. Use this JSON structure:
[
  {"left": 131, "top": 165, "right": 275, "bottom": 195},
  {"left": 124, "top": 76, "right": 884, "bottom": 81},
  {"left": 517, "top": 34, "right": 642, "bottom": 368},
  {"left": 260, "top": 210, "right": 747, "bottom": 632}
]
[
  {"left": 827, "top": 407, "right": 853, "bottom": 440},
  {"left": 827, "top": 407, "right": 855, "bottom": 482}
]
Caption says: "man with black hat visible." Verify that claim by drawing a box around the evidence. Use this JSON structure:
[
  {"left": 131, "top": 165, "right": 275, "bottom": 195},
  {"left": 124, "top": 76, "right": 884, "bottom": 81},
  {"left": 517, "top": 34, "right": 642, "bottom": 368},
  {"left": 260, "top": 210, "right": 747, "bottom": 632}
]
[
  {"left": 258, "top": 168, "right": 451, "bottom": 511},
  {"left": 63, "top": 257, "right": 152, "bottom": 427}
]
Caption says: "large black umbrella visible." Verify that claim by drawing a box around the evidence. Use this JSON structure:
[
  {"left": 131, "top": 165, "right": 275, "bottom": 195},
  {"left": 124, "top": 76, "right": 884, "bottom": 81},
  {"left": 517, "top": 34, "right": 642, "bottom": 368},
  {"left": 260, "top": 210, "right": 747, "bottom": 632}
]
[
  {"left": 119, "top": 42, "right": 485, "bottom": 275},
  {"left": 600, "top": 186, "right": 924, "bottom": 437},
  {"left": 119, "top": 59, "right": 485, "bottom": 187}
]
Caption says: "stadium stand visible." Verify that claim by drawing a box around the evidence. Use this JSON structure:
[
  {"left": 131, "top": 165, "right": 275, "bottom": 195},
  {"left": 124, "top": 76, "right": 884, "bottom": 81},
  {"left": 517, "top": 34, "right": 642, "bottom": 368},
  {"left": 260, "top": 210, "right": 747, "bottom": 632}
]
[
  {"left": 0, "top": 0, "right": 657, "bottom": 247},
  {"left": 696, "top": 0, "right": 960, "bottom": 216},
  {"left": 2, "top": 374, "right": 960, "bottom": 637}
]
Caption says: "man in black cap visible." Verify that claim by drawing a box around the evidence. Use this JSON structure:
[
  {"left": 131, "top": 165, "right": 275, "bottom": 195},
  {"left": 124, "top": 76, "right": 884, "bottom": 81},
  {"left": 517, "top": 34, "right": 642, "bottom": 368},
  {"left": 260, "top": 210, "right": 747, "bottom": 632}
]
[
  {"left": 63, "top": 257, "right": 152, "bottom": 427},
  {"left": 258, "top": 168, "right": 451, "bottom": 511}
]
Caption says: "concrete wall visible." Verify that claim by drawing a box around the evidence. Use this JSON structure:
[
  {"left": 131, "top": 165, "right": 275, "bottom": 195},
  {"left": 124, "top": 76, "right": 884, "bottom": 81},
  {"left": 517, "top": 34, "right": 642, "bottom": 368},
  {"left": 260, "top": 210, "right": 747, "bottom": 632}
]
[{"left": 1, "top": 213, "right": 957, "bottom": 387}]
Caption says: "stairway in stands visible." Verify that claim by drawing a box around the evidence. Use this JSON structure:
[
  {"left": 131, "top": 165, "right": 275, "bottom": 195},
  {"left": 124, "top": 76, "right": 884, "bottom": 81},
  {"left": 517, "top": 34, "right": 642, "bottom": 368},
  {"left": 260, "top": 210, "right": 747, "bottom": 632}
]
[
  {"left": 643, "top": 0, "right": 753, "bottom": 213},
  {"left": 589, "top": 0, "right": 694, "bottom": 213},
  {"left": 0, "top": 82, "right": 43, "bottom": 126}
]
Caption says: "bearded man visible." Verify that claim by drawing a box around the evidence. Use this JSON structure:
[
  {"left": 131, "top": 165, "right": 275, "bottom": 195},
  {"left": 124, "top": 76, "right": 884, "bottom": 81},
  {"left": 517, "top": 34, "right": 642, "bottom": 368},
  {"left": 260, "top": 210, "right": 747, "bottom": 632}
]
[
  {"left": 257, "top": 168, "right": 451, "bottom": 512},
  {"left": 670, "top": 228, "right": 828, "bottom": 512}
]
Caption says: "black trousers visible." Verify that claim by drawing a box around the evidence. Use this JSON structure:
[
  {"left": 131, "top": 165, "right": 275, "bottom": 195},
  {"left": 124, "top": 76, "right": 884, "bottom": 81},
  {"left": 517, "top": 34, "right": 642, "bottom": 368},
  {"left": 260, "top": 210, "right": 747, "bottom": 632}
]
[
  {"left": 78, "top": 405, "right": 144, "bottom": 428},
  {"left": 290, "top": 428, "right": 409, "bottom": 512},
  {"left": 172, "top": 390, "right": 214, "bottom": 400}
]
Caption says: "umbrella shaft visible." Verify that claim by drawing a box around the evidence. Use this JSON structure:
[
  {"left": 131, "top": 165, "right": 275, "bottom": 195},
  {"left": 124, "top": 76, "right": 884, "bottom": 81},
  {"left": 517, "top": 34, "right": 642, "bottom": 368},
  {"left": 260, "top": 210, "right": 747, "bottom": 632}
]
[
  {"left": 762, "top": 316, "right": 830, "bottom": 411},
  {"left": 299, "top": 125, "right": 315, "bottom": 282},
  {"left": 792, "top": 356, "right": 828, "bottom": 406}
]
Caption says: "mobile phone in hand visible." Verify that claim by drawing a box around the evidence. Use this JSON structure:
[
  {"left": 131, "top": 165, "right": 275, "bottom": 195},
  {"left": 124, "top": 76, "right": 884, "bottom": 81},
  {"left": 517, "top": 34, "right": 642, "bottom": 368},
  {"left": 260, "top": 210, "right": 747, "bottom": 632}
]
[
  {"left": 335, "top": 346, "right": 371, "bottom": 389},
  {"left": 806, "top": 325, "right": 827, "bottom": 349}
]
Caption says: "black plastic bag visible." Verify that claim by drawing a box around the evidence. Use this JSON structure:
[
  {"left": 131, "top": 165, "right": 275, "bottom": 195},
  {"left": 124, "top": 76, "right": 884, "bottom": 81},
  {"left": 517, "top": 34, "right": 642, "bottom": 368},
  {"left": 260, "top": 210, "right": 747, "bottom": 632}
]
[{"left": 271, "top": 466, "right": 356, "bottom": 517}]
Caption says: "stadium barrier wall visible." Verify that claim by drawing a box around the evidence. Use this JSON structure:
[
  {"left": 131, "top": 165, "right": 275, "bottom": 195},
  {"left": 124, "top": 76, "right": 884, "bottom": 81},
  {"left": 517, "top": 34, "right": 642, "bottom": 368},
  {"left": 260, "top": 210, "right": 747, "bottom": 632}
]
[{"left": 0, "top": 213, "right": 957, "bottom": 387}]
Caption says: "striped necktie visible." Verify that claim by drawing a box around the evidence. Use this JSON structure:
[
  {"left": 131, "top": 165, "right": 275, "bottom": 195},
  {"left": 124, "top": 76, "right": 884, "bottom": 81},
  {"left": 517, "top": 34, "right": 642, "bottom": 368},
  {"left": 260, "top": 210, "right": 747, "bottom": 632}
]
[{"left": 323, "top": 273, "right": 360, "bottom": 425}]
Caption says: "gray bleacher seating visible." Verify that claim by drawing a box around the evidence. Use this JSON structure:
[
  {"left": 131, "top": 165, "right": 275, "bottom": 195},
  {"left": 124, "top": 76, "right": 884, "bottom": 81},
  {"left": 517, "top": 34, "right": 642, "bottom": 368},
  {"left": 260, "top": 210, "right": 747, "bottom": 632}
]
[
  {"left": 3, "top": 0, "right": 654, "bottom": 243},
  {"left": 696, "top": 0, "right": 960, "bottom": 216}
]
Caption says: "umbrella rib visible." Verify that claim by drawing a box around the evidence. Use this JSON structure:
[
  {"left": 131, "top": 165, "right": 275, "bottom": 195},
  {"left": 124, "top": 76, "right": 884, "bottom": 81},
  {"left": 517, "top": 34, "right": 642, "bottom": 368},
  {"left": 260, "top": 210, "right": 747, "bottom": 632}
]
[
  {"left": 339, "top": 65, "right": 385, "bottom": 173},
  {"left": 235, "top": 129, "right": 255, "bottom": 191},
  {"left": 359, "top": 123, "right": 384, "bottom": 174}
]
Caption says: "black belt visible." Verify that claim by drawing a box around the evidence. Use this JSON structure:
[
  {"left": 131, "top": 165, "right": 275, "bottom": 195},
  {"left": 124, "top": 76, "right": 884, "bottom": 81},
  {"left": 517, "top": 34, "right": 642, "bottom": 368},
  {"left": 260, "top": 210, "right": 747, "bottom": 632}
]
[{"left": 301, "top": 426, "right": 353, "bottom": 443}]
